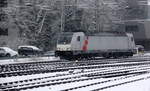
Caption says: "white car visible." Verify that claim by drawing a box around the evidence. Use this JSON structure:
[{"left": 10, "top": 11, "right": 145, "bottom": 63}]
[{"left": 0, "top": 47, "right": 18, "bottom": 57}]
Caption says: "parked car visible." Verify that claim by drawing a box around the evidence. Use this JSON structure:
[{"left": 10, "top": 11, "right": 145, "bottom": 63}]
[
  {"left": 18, "top": 45, "right": 43, "bottom": 56},
  {"left": 0, "top": 47, "right": 18, "bottom": 57},
  {"left": 135, "top": 45, "right": 144, "bottom": 54}
]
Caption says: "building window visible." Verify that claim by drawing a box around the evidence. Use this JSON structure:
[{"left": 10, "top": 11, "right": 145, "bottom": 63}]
[
  {"left": 0, "top": 28, "right": 8, "bottom": 36},
  {"left": 0, "top": 0, "right": 7, "bottom": 7},
  {"left": 0, "top": 13, "right": 7, "bottom": 21},
  {"left": 125, "top": 25, "right": 139, "bottom": 32}
]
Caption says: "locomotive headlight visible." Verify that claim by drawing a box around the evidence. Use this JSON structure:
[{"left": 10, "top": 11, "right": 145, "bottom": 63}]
[{"left": 57, "top": 44, "right": 71, "bottom": 51}]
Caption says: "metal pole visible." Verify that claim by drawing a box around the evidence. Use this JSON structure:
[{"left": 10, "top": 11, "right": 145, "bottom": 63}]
[
  {"left": 38, "top": 11, "right": 47, "bottom": 33},
  {"left": 95, "top": 0, "right": 100, "bottom": 32},
  {"left": 60, "top": 0, "right": 65, "bottom": 32}
]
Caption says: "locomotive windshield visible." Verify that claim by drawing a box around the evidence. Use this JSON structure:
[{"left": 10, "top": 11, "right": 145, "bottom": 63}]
[{"left": 58, "top": 33, "right": 73, "bottom": 44}]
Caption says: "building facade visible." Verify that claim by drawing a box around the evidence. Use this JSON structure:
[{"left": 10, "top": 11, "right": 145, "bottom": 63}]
[
  {"left": 124, "top": 0, "right": 150, "bottom": 50},
  {"left": 1, "top": 0, "right": 150, "bottom": 50},
  {"left": 0, "top": 0, "right": 25, "bottom": 50}
]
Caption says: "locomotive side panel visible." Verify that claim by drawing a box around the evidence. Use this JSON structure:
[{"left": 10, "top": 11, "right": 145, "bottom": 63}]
[{"left": 87, "top": 36, "right": 130, "bottom": 51}]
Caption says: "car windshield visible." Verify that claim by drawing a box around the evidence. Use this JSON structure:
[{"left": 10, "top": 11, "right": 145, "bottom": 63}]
[
  {"left": 2, "top": 47, "right": 13, "bottom": 52},
  {"left": 0, "top": 48, "right": 5, "bottom": 53},
  {"left": 58, "top": 34, "right": 73, "bottom": 44}
]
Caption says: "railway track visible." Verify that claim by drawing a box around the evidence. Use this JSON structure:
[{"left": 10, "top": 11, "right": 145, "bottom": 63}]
[
  {"left": 1, "top": 56, "right": 150, "bottom": 91},
  {"left": 1, "top": 56, "right": 150, "bottom": 77},
  {"left": 1, "top": 59, "right": 150, "bottom": 77},
  {"left": 61, "top": 72, "right": 150, "bottom": 91},
  {"left": 1, "top": 60, "right": 150, "bottom": 91}
]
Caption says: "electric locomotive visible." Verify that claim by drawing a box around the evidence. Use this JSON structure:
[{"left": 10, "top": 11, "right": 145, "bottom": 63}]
[{"left": 55, "top": 32, "right": 136, "bottom": 60}]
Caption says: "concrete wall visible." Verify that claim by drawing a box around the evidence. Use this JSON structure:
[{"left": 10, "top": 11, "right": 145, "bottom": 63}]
[
  {"left": 0, "top": 19, "right": 19, "bottom": 50},
  {"left": 0, "top": 0, "right": 29, "bottom": 50},
  {"left": 124, "top": 0, "right": 150, "bottom": 50}
]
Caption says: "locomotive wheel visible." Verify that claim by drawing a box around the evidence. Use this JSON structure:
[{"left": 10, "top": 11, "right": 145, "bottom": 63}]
[
  {"left": 113, "top": 55, "right": 118, "bottom": 59},
  {"left": 112, "top": 53, "right": 119, "bottom": 59},
  {"left": 103, "top": 53, "right": 111, "bottom": 58},
  {"left": 122, "top": 53, "right": 129, "bottom": 58}
]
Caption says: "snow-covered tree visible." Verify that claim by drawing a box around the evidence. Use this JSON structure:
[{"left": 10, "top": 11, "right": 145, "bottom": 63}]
[{"left": 5, "top": 0, "right": 145, "bottom": 50}]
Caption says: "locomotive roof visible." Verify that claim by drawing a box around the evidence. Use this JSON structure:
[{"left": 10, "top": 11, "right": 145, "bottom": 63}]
[
  {"left": 60, "top": 31, "right": 127, "bottom": 36},
  {"left": 86, "top": 31, "right": 127, "bottom": 36},
  {"left": 60, "top": 32, "right": 74, "bottom": 35}
]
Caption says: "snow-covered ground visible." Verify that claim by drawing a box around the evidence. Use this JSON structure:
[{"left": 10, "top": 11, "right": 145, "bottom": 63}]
[
  {"left": 21, "top": 73, "right": 150, "bottom": 91},
  {"left": 0, "top": 56, "right": 60, "bottom": 65},
  {"left": 143, "top": 53, "right": 150, "bottom": 56},
  {"left": 0, "top": 71, "right": 68, "bottom": 84},
  {"left": 0, "top": 52, "right": 150, "bottom": 65},
  {"left": 103, "top": 77, "right": 150, "bottom": 91},
  {"left": 1, "top": 53, "right": 150, "bottom": 91}
]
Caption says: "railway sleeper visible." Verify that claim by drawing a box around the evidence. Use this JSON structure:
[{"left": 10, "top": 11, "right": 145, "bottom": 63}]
[{"left": 1, "top": 70, "right": 148, "bottom": 91}]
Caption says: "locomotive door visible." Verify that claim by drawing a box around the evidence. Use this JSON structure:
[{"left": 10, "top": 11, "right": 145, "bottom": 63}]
[
  {"left": 127, "top": 33, "right": 136, "bottom": 49},
  {"left": 71, "top": 33, "right": 85, "bottom": 51},
  {"left": 75, "top": 36, "right": 82, "bottom": 50}
]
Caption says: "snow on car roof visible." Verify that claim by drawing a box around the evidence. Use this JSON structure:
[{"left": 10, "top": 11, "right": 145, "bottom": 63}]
[
  {"left": 18, "top": 45, "right": 40, "bottom": 50},
  {"left": 0, "top": 47, "right": 13, "bottom": 51},
  {"left": 0, "top": 47, "right": 18, "bottom": 54}
]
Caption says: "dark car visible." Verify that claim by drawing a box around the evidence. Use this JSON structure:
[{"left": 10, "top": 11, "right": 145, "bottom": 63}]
[
  {"left": 18, "top": 46, "right": 43, "bottom": 56},
  {"left": 135, "top": 45, "right": 144, "bottom": 54}
]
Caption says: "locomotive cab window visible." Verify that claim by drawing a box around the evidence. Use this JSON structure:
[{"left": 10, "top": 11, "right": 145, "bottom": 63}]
[
  {"left": 58, "top": 33, "right": 73, "bottom": 44},
  {"left": 0, "top": 48, "right": 5, "bottom": 53},
  {"left": 131, "top": 37, "right": 134, "bottom": 41},
  {"left": 77, "top": 36, "right": 80, "bottom": 41}
]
